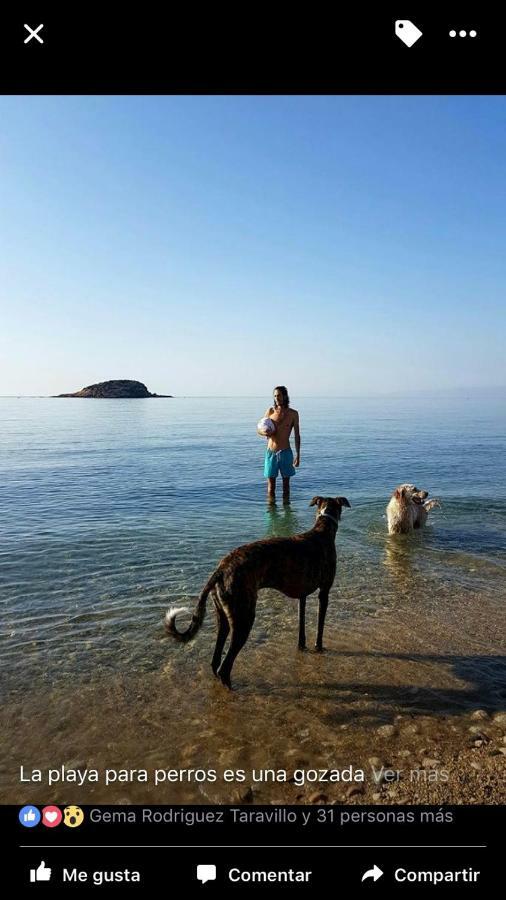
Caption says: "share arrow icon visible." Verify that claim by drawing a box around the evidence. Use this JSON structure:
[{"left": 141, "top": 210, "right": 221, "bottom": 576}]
[{"left": 361, "top": 864, "right": 384, "bottom": 882}]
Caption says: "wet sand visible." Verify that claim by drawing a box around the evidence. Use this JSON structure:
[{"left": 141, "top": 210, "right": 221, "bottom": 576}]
[{"left": 2, "top": 579, "right": 505, "bottom": 806}]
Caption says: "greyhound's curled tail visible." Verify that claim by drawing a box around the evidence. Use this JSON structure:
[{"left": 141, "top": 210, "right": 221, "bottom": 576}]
[{"left": 165, "top": 573, "right": 219, "bottom": 643}]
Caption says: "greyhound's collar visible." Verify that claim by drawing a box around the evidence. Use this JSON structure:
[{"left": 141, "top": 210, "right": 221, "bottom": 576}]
[{"left": 319, "top": 511, "right": 339, "bottom": 526}]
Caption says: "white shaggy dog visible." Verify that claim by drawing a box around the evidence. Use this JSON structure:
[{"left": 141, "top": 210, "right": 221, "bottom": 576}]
[{"left": 386, "top": 483, "right": 440, "bottom": 534}]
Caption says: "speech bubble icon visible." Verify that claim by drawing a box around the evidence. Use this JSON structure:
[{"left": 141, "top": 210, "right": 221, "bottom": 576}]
[{"left": 197, "top": 864, "right": 217, "bottom": 884}]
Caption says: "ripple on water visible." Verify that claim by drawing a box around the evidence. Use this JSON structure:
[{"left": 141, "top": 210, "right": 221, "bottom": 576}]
[{"left": 0, "top": 397, "right": 505, "bottom": 799}]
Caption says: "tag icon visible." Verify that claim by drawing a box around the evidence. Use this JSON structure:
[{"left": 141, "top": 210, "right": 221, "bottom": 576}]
[{"left": 395, "top": 20, "right": 423, "bottom": 47}]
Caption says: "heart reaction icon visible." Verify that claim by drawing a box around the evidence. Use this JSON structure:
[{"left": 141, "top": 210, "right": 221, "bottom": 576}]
[{"left": 42, "top": 806, "right": 63, "bottom": 828}]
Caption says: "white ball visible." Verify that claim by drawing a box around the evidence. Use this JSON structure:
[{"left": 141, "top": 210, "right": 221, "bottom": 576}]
[{"left": 257, "top": 417, "right": 276, "bottom": 436}]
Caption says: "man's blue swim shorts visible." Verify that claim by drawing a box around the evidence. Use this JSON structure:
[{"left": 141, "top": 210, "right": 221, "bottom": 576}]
[{"left": 264, "top": 447, "right": 296, "bottom": 478}]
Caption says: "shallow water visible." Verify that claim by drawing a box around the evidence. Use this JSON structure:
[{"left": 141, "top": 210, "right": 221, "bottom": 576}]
[{"left": 1, "top": 396, "right": 505, "bottom": 802}]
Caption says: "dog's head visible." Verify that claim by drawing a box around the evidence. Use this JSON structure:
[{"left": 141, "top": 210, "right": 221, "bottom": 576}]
[
  {"left": 310, "top": 495, "right": 351, "bottom": 526},
  {"left": 394, "top": 484, "right": 429, "bottom": 504}
]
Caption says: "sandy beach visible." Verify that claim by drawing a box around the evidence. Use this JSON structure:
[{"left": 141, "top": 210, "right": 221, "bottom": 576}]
[
  {"left": 2, "top": 574, "right": 504, "bottom": 806},
  {"left": 1, "top": 396, "right": 505, "bottom": 807}
]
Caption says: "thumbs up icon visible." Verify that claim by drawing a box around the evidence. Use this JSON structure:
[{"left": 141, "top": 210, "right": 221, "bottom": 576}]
[
  {"left": 19, "top": 805, "right": 41, "bottom": 827},
  {"left": 30, "top": 861, "right": 52, "bottom": 882}
]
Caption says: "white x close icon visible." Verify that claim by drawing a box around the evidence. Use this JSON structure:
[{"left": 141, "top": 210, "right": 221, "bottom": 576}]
[{"left": 24, "top": 24, "right": 44, "bottom": 44}]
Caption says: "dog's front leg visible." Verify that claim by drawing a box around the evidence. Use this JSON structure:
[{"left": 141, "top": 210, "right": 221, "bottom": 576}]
[
  {"left": 315, "top": 590, "right": 329, "bottom": 652},
  {"left": 298, "top": 597, "right": 307, "bottom": 650}
]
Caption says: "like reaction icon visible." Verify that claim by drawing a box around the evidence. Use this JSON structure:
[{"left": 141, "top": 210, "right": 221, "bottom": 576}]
[
  {"left": 19, "top": 806, "right": 41, "bottom": 828},
  {"left": 30, "top": 861, "right": 51, "bottom": 883}
]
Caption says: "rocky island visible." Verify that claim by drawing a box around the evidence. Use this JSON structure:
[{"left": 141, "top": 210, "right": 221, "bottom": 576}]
[{"left": 56, "top": 380, "right": 172, "bottom": 398}]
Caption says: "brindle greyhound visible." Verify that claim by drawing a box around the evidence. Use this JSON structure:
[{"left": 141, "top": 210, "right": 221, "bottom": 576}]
[{"left": 165, "top": 495, "right": 350, "bottom": 688}]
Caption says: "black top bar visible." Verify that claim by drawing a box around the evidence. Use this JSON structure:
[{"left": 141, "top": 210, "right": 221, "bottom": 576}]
[{"left": 1, "top": 12, "right": 504, "bottom": 93}]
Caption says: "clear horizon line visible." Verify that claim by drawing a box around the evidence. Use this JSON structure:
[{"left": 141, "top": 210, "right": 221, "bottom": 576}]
[{"left": 1, "top": 388, "right": 506, "bottom": 400}]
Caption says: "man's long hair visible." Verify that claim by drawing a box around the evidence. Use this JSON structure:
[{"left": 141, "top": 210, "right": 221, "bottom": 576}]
[{"left": 273, "top": 385, "right": 290, "bottom": 408}]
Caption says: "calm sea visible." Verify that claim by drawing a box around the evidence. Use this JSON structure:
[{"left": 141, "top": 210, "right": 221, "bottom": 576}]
[
  {"left": 1, "top": 396, "right": 505, "bottom": 802},
  {"left": 1, "top": 395, "right": 505, "bottom": 691}
]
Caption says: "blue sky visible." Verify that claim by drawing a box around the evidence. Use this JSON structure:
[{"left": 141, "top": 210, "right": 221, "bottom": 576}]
[{"left": 1, "top": 95, "right": 505, "bottom": 396}]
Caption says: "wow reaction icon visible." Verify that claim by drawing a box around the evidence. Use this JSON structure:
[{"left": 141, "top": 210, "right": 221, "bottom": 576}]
[{"left": 63, "top": 805, "right": 84, "bottom": 828}]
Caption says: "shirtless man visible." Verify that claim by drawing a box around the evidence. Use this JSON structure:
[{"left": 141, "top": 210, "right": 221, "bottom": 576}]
[{"left": 260, "top": 385, "right": 300, "bottom": 502}]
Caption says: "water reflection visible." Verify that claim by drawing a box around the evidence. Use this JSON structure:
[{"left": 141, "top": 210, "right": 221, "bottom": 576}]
[
  {"left": 264, "top": 502, "right": 301, "bottom": 538},
  {"left": 383, "top": 535, "right": 417, "bottom": 589}
]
